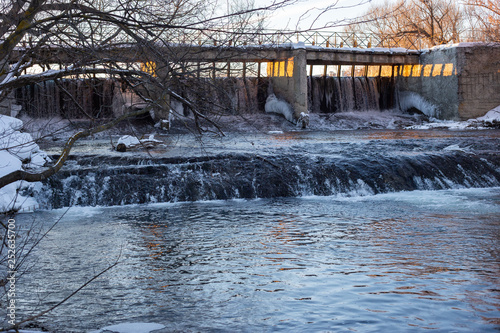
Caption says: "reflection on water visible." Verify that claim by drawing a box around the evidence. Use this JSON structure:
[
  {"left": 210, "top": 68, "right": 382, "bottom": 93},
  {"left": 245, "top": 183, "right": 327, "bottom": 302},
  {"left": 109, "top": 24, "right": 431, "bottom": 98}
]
[{"left": 13, "top": 188, "right": 500, "bottom": 332}]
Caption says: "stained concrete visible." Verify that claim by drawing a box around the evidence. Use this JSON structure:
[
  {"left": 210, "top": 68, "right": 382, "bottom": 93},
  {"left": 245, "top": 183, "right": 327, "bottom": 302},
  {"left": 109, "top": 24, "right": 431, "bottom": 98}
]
[{"left": 398, "top": 43, "right": 500, "bottom": 120}]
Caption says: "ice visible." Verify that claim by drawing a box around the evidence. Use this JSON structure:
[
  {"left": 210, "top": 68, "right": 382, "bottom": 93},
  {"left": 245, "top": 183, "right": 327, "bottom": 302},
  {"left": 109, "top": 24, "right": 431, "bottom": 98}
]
[
  {"left": 265, "top": 93, "right": 296, "bottom": 124},
  {"left": 88, "top": 322, "right": 166, "bottom": 333},
  {"left": 443, "top": 144, "right": 473, "bottom": 153},
  {"left": 398, "top": 91, "right": 439, "bottom": 118}
]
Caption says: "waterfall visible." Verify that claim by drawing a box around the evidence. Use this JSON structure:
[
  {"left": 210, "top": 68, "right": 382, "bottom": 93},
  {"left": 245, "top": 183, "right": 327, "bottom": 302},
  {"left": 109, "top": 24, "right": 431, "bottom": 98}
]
[
  {"left": 15, "top": 76, "right": 394, "bottom": 118},
  {"left": 309, "top": 76, "right": 395, "bottom": 113},
  {"left": 35, "top": 148, "right": 500, "bottom": 209},
  {"left": 15, "top": 78, "right": 269, "bottom": 119},
  {"left": 15, "top": 79, "right": 116, "bottom": 119}
]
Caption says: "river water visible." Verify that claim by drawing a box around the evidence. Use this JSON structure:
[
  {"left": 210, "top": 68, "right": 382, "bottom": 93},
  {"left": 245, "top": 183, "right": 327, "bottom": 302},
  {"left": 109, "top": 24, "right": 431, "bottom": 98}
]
[{"left": 8, "top": 128, "right": 500, "bottom": 332}]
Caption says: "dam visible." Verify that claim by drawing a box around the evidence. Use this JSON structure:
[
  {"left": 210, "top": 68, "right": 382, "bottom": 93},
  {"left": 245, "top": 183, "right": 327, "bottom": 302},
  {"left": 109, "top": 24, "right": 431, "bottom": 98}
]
[{"left": 5, "top": 36, "right": 500, "bottom": 122}]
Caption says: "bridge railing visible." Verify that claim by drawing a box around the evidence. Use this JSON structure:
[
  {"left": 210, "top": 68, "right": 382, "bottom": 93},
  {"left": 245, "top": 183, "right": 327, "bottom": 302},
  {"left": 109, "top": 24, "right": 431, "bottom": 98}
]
[
  {"left": 192, "top": 30, "right": 426, "bottom": 49},
  {"left": 18, "top": 28, "right": 483, "bottom": 54}
]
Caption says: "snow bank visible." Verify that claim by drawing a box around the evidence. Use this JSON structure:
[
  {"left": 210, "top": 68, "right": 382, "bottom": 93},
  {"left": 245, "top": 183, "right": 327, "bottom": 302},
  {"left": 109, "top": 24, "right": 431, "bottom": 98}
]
[
  {"left": 0, "top": 115, "right": 50, "bottom": 213},
  {"left": 88, "top": 322, "right": 166, "bottom": 333},
  {"left": 406, "top": 105, "right": 500, "bottom": 130},
  {"left": 476, "top": 106, "right": 500, "bottom": 124}
]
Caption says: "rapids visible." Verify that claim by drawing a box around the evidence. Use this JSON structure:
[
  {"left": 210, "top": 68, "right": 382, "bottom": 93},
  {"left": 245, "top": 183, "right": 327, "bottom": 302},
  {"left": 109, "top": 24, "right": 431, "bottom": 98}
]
[{"left": 35, "top": 129, "right": 500, "bottom": 209}]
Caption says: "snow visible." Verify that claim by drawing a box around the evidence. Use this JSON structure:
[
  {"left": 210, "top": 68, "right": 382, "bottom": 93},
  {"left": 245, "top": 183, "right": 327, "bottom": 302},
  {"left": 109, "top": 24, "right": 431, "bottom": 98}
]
[
  {"left": 0, "top": 113, "right": 23, "bottom": 133},
  {"left": 0, "top": 114, "right": 50, "bottom": 213},
  {"left": 406, "top": 105, "right": 500, "bottom": 130},
  {"left": 88, "top": 322, "right": 166, "bottom": 333},
  {"left": 422, "top": 42, "right": 498, "bottom": 53},
  {"left": 117, "top": 135, "right": 140, "bottom": 147},
  {"left": 476, "top": 106, "right": 500, "bottom": 123},
  {"left": 117, "top": 134, "right": 163, "bottom": 150}
]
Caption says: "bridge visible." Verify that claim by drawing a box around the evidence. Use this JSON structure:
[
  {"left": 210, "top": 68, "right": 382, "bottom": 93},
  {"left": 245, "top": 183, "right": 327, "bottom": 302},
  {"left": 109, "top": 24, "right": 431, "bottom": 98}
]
[{"left": 6, "top": 31, "right": 500, "bottom": 121}]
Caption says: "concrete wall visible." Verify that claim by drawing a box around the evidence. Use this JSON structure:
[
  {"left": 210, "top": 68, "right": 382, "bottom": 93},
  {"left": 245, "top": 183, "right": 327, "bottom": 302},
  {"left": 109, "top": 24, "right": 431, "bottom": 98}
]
[
  {"left": 397, "top": 43, "right": 500, "bottom": 120},
  {"left": 458, "top": 44, "right": 500, "bottom": 119}
]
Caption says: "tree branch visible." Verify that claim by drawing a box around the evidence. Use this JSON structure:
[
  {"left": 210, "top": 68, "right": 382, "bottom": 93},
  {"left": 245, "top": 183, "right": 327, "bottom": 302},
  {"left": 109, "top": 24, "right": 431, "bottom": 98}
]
[{"left": 0, "top": 105, "right": 155, "bottom": 189}]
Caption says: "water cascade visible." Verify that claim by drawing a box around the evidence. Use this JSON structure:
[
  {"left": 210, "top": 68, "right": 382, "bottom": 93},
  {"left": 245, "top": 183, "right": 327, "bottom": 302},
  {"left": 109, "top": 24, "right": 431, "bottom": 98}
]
[
  {"left": 16, "top": 76, "right": 395, "bottom": 120},
  {"left": 36, "top": 134, "right": 500, "bottom": 209},
  {"left": 15, "top": 78, "right": 269, "bottom": 119},
  {"left": 15, "top": 79, "right": 116, "bottom": 119},
  {"left": 308, "top": 76, "right": 396, "bottom": 113}
]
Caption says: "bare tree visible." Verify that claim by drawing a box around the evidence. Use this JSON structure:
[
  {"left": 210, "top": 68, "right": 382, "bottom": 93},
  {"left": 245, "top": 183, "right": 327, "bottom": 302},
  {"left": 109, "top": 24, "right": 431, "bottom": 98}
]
[
  {"left": 0, "top": 0, "right": 302, "bottom": 189},
  {"left": 464, "top": 0, "right": 500, "bottom": 41},
  {"left": 348, "top": 0, "right": 466, "bottom": 48}
]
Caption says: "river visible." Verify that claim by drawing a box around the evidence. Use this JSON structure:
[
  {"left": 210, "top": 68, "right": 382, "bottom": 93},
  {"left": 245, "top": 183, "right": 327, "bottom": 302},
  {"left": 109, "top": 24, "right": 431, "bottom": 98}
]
[{"left": 7, "top": 128, "right": 500, "bottom": 332}]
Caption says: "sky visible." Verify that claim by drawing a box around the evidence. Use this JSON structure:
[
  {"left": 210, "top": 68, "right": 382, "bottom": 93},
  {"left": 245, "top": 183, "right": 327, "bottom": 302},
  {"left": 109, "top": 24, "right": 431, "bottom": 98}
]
[{"left": 262, "top": 0, "right": 386, "bottom": 31}]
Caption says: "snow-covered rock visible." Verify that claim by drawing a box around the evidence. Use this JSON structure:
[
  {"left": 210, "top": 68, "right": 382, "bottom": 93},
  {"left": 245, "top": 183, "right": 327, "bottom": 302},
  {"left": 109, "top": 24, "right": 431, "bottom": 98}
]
[
  {"left": 0, "top": 114, "right": 50, "bottom": 213},
  {"left": 476, "top": 106, "right": 500, "bottom": 125},
  {"left": 117, "top": 135, "right": 141, "bottom": 148},
  {"left": 116, "top": 134, "right": 163, "bottom": 152}
]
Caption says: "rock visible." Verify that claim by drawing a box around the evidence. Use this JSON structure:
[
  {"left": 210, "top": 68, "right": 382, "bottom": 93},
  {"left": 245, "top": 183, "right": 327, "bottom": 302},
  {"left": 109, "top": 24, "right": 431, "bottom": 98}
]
[{"left": 116, "top": 143, "right": 127, "bottom": 152}]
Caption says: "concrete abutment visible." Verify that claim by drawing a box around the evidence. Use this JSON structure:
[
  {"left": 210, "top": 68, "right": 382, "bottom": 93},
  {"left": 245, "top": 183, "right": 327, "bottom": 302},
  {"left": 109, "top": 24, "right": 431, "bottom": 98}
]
[{"left": 397, "top": 43, "right": 500, "bottom": 120}]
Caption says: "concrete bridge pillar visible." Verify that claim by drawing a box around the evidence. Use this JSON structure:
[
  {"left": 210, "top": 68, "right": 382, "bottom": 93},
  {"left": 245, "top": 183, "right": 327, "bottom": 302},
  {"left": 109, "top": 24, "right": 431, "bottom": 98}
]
[
  {"left": 268, "top": 43, "right": 309, "bottom": 127},
  {"left": 291, "top": 45, "right": 308, "bottom": 119}
]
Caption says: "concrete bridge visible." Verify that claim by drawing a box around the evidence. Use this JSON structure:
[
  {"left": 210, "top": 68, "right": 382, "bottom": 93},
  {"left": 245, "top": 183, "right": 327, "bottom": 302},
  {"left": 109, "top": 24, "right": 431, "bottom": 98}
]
[{"left": 7, "top": 31, "right": 500, "bottom": 121}]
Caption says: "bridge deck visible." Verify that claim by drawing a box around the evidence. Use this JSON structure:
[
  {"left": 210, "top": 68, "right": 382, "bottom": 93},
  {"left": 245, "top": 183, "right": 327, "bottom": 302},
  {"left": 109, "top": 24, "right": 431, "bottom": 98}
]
[{"left": 12, "top": 43, "right": 420, "bottom": 66}]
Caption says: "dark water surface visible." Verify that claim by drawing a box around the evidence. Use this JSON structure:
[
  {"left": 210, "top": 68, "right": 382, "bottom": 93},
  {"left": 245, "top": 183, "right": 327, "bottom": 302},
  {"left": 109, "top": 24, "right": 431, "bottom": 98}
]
[{"left": 14, "top": 188, "right": 500, "bottom": 332}]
